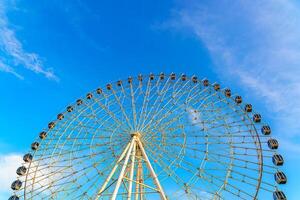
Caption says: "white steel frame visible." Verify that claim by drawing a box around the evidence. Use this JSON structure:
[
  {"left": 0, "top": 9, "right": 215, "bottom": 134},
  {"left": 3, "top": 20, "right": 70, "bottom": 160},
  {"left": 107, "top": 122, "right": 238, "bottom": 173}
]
[{"left": 96, "top": 133, "right": 167, "bottom": 200}]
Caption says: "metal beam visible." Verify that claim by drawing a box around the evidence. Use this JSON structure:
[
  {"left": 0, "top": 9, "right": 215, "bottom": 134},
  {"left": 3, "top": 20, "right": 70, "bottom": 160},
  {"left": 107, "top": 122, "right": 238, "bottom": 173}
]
[
  {"left": 136, "top": 138, "right": 167, "bottom": 200},
  {"left": 112, "top": 137, "right": 136, "bottom": 200}
]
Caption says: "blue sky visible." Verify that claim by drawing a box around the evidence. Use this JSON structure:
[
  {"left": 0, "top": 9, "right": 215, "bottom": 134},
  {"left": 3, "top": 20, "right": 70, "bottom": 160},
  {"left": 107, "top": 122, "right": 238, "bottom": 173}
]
[{"left": 0, "top": 0, "right": 299, "bottom": 199}]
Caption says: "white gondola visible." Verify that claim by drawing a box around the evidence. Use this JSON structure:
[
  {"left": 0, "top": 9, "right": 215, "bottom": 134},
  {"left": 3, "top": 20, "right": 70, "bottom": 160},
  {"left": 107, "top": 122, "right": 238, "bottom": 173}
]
[
  {"left": 150, "top": 73, "right": 154, "bottom": 80},
  {"left": 274, "top": 171, "right": 287, "bottom": 184},
  {"left": 192, "top": 76, "right": 197, "bottom": 83},
  {"left": 138, "top": 74, "right": 143, "bottom": 81},
  {"left": 245, "top": 104, "right": 252, "bottom": 112},
  {"left": 11, "top": 180, "right": 22, "bottom": 190},
  {"left": 77, "top": 99, "right": 83, "bottom": 105},
  {"left": 67, "top": 106, "right": 73, "bottom": 112},
  {"left": 86, "top": 93, "right": 93, "bottom": 99},
  {"left": 48, "top": 122, "right": 55, "bottom": 129},
  {"left": 8, "top": 195, "right": 19, "bottom": 200},
  {"left": 57, "top": 113, "right": 64, "bottom": 120},
  {"left": 39, "top": 131, "right": 47, "bottom": 139},
  {"left": 214, "top": 83, "right": 220, "bottom": 91},
  {"left": 253, "top": 114, "right": 261, "bottom": 123},
  {"left": 273, "top": 190, "right": 286, "bottom": 200},
  {"left": 235, "top": 96, "right": 242, "bottom": 104},
  {"left": 268, "top": 139, "right": 279, "bottom": 149},
  {"left": 16, "top": 166, "right": 27, "bottom": 176},
  {"left": 170, "top": 73, "right": 176, "bottom": 80},
  {"left": 31, "top": 142, "right": 40, "bottom": 151},
  {"left": 261, "top": 125, "right": 271, "bottom": 135},
  {"left": 23, "top": 153, "right": 33, "bottom": 163},
  {"left": 272, "top": 154, "right": 284, "bottom": 166},
  {"left": 159, "top": 73, "right": 165, "bottom": 80},
  {"left": 224, "top": 89, "right": 231, "bottom": 97},
  {"left": 117, "top": 80, "right": 122, "bottom": 86},
  {"left": 203, "top": 79, "right": 209, "bottom": 86}
]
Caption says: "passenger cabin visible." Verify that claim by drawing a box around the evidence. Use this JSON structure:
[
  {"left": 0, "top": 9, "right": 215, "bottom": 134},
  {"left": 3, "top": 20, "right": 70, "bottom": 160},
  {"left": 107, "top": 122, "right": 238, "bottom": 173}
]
[
  {"left": 170, "top": 73, "right": 176, "bottom": 80},
  {"left": 160, "top": 73, "right": 165, "bottom": 80},
  {"left": 245, "top": 104, "right": 252, "bottom": 112},
  {"left": 268, "top": 139, "right": 279, "bottom": 149},
  {"left": 224, "top": 89, "right": 231, "bottom": 97},
  {"left": 192, "top": 76, "right": 198, "bottom": 83},
  {"left": 39, "top": 131, "right": 47, "bottom": 139},
  {"left": 150, "top": 74, "right": 154, "bottom": 80},
  {"left": 57, "top": 113, "right": 64, "bottom": 120},
  {"left": 273, "top": 190, "right": 286, "bottom": 200},
  {"left": 138, "top": 74, "right": 143, "bottom": 81},
  {"left": 235, "top": 96, "right": 242, "bottom": 104},
  {"left": 117, "top": 80, "right": 122, "bottom": 86},
  {"left": 203, "top": 79, "right": 209, "bottom": 87},
  {"left": 11, "top": 180, "right": 22, "bottom": 190},
  {"left": 275, "top": 171, "right": 287, "bottom": 184},
  {"left": 76, "top": 99, "right": 83, "bottom": 105},
  {"left": 128, "top": 77, "right": 133, "bottom": 83},
  {"left": 8, "top": 195, "right": 19, "bottom": 200},
  {"left": 272, "top": 154, "right": 284, "bottom": 166},
  {"left": 16, "top": 166, "right": 27, "bottom": 176},
  {"left": 106, "top": 84, "right": 112, "bottom": 90},
  {"left": 31, "top": 142, "right": 39, "bottom": 151},
  {"left": 48, "top": 122, "right": 55, "bottom": 129},
  {"left": 181, "top": 74, "right": 187, "bottom": 81},
  {"left": 23, "top": 153, "right": 33, "bottom": 163},
  {"left": 253, "top": 114, "right": 261, "bottom": 123},
  {"left": 214, "top": 84, "right": 220, "bottom": 91},
  {"left": 261, "top": 125, "right": 271, "bottom": 135},
  {"left": 96, "top": 88, "right": 102, "bottom": 94},
  {"left": 86, "top": 93, "right": 93, "bottom": 99},
  {"left": 67, "top": 106, "right": 73, "bottom": 112}
]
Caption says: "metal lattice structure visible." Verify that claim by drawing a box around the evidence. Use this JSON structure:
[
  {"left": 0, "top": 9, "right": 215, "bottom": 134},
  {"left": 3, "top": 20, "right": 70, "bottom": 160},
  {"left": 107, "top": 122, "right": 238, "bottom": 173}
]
[{"left": 9, "top": 73, "right": 286, "bottom": 200}]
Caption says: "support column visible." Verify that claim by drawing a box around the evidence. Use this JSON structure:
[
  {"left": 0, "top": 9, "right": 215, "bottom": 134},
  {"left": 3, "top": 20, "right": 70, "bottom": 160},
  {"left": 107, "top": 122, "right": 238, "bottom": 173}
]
[
  {"left": 96, "top": 142, "right": 131, "bottom": 198},
  {"left": 136, "top": 139, "right": 167, "bottom": 200},
  {"left": 112, "top": 137, "right": 136, "bottom": 200},
  {"left": 127, "top": 142, "right": 136, "bottom": 200}
]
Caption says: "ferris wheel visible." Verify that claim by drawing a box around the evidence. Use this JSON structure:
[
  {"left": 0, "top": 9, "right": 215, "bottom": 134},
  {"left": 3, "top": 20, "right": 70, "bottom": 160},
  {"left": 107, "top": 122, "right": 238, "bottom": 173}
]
[{"left": 9, "top": 73, "right": 286, "bottom": 200}]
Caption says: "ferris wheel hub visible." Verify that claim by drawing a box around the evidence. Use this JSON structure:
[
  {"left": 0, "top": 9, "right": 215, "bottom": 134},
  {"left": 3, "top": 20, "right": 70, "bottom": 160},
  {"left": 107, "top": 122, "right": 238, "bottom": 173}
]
[{"left": 131, "top": 131, "right": 142, "bottom": 138}]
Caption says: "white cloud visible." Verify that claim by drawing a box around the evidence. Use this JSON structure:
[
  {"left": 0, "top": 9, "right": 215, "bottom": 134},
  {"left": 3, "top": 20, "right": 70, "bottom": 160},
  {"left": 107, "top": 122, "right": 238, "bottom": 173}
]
[
  {"left": 0, "top": 1, "right": 58, "bottom": 80},
  {"left": 0, "top": 154, "right": 23, "bottom": 198},
  {"left": 0, "top": 60, "right": 24, "bottom": 79},
  {"left": 164, "top": 0, "right": 300, "bottom": 151}
]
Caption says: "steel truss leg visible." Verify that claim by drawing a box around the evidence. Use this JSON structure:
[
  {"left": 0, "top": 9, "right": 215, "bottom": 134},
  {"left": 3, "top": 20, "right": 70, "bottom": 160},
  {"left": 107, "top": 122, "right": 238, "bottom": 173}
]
[
  {"left": 112, "top": 138, "right": 136, "bottom": 200},
  {"left": 97, "top": 136, "right": 167, "bottom": 200},
  {"left": 128, "top": 142, "right": 136, "bottom": 200},
  {"left": 96, "top": 142, "right": 131, "bottom": 198},
  {"left": 136, "top": 138, "right": 167, "bottom": 200}
]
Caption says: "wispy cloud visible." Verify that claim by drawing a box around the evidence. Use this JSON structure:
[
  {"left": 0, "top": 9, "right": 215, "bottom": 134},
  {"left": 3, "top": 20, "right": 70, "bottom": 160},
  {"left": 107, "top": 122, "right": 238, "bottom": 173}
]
[
  {"left": 163, "top": 0, "right": 300, "bottom": 145},
  {"left": 0, "top": 1, "right": 58, "bottom": 80}
]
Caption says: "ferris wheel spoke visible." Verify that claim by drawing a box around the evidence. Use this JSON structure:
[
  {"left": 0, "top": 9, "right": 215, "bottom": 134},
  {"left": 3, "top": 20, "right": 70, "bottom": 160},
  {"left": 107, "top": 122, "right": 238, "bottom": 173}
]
[
  {"left": 201, "top": 170, "right": 256, "bottom": 199},
  {"left": 143, "top": 89, "right": 219, "bottom": 134},
  {"left": 129, "top": 78, "right": 141, "bottom": 130},
  {"left": 25, "top": 152, "right": 112, "bottom": 189},
  {"left": 29, "top": 137, "right": 125, "bottom": 164},
  {"left": 141, "top": 80, "right": 200, "bottom": 133},
  {"left": 207, "top": 154, "right": 262, "bottom": 176},
  {"left": 110, "top": 88, "right": 134, "bottom": 131},
  {"left": 136, "top": 76, "right": 157, "bottom": 131},
  {"left": 138, "top": 76, "right": 175, "bottom": 131},
  {"left": 140, "top": 76, "right": 193, "bottom": 131},
  {"left": 26, "top": 156, "right": 112, "bottom": 198},
  {"left": 86, "top": 107, "right": 130, "bottom": 135},
  {"left": 92, "top": 97, "right": 131, "bottom": 131},
  {"left": 145, "top": 141, "right": 205, "bottom": 185}
]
